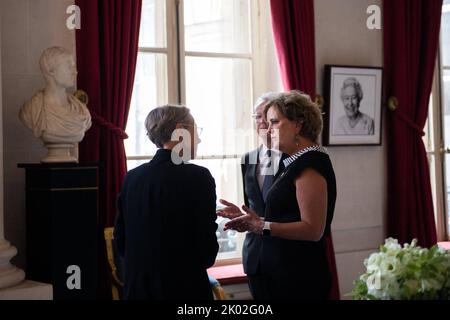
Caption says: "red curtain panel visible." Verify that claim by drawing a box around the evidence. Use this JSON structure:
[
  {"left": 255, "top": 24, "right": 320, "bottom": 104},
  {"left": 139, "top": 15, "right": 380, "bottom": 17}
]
[
  {"left": 270, "top": 0, "right": 316, "bottom": 98},
  {"left": 75, "top": 0, "right": 142, "bottom": 298},
  {"left": 75, "top": 0, "right": 142, "bottom": 228},
  {"left": 384, "top": 0, "right": 442, "bottom": 248},
  {"left": 270, "top": 0, "right": 340, "bottom": 300}
]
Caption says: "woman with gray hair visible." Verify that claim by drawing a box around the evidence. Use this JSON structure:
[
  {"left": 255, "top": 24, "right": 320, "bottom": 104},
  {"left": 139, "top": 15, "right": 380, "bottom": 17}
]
[
  {"left": 114, "top": 105, "right": 219, "bottom": 300},
  {"left": 335, "top": 77, "right": 374, "bottom": 135},
  {"left": 219, "top": 91, "right": 337, "bottom": 300}
]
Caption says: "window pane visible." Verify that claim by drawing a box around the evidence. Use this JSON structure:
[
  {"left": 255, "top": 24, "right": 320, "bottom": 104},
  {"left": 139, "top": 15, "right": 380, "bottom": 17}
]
[
  {"left": 184, "top": 0, "right": 251, "bottom": 54},
  {"left": 191, "top": 158, "right": 245, "bottom": 258},
  {"left": 125, "top": 52, "right": 168, "bottom": 157},
  {"left": 423, "top": 96, "right": 434, "bottom": 151},
  {"left": 127, "top": 159, "right": 149, "bottom": 171},
  {"left": 139, "top": 0, "right": 167, "bottom": 48},
  {"left": 443, "top": 69, "right": 450, "bottom": 233},
  {"left": 185, "top": 56, "right": 254, "bottom": 157}
]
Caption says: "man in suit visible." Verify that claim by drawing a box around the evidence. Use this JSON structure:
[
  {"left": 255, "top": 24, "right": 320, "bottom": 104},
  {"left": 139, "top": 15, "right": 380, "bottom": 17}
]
[{"left": 218, "top": 93, "right": 285, "bottom": 299}]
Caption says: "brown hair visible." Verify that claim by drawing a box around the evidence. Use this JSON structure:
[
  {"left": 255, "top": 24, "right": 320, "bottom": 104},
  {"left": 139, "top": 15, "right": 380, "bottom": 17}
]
[{"left": 264, "top": 90, "right": 323, "bottom": 143}]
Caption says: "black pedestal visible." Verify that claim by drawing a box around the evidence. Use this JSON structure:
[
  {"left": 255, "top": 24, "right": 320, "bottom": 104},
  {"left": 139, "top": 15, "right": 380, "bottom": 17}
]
[{"left": 18, "top": 163, "right": 98, "bottom": 300}]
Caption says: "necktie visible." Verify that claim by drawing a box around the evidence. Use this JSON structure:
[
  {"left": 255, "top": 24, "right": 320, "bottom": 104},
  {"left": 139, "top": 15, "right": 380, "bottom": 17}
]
[{"left": 261, "top": 150, "right": 274, "bottom": 202}]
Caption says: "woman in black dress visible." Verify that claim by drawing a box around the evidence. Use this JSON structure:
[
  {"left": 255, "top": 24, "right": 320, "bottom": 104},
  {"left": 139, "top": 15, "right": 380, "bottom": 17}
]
[{"left": 220, "top": 91, "right": 336, "bottom": 299}]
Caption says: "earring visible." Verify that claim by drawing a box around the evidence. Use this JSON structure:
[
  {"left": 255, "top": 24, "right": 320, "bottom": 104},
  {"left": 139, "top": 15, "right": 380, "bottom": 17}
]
[{"left": 295, "top": 134, "right": 300, "bottom": 147}]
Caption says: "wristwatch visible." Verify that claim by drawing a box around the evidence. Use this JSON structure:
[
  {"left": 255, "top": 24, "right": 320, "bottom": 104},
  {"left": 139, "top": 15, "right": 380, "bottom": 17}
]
[{"left": 262, "top": 221, "right": 271, "bottom": 236}]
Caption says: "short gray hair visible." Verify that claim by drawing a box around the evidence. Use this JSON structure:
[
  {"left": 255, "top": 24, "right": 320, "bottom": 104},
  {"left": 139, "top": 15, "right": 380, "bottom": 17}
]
[
  {"left": 340, "top": 77, "right": 363, "bottom": 101},
  {"left": 254, "top": 92, "right": 279, "bottom": 110},
  {"left": 145, "top": 105, "right": 193, "bottom": 148}
]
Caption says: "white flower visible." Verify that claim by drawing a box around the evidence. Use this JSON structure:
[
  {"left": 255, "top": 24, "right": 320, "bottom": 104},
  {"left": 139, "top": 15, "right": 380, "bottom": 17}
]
[
  {"left": 365, "top": 253, "right": 382, "bottom": 273},
  {"left": 367, "top": 271, "right": 381, "bottom": 290},
  {"left": 367, "top": 272, "right": 401, "bottom": 300},
  {"left": 352, "top": 238, "right": 450, "bottom": 300},
  {"left": 381, "top": 275, "right": 401, "bottom": 300},
  {"left": 384, "top": 238, "right": 401, "bottom": 252}
]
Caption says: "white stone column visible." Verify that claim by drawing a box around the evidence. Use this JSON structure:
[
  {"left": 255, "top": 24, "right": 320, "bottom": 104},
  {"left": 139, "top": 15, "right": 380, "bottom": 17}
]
[{"left": 0, "top": 13, "right": 25, "bottom": 289}]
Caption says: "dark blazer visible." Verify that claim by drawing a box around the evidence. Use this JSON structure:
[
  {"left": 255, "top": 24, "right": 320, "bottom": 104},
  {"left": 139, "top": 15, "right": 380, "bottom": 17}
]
[
  {"left": 241, "top": 146, "right": 285, "bottom": 275},
  {"left": 114, "top": 149, "right": 219, "bottom": 300}
]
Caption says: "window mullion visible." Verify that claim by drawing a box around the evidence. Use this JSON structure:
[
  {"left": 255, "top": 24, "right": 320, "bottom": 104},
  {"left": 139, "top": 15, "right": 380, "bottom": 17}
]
[
  {"left": 176, "top": 0, "right": 186, "bottom": 104},
  {"left": 167, "top": 0, "right": 180, "bottom": 104}
]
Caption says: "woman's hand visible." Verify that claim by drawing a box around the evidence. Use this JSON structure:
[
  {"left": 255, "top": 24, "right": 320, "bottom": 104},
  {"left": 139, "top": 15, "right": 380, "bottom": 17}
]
[
  {"left": 216, "top": 199, "right": 244, "bottom": 219},
  {"left": 224, "top": 205, "right": 264, "bottom": 234}
]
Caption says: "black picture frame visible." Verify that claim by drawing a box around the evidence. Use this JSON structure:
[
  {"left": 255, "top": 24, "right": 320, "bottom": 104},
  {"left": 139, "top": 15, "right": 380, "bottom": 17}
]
[{"left": 323, "top": 65, "right": 383, "bottom": 146}]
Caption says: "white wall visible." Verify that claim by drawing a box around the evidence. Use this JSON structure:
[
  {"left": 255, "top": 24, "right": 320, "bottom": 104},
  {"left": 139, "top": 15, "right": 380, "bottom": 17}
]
[
  {"left": 1, "top": 0, "right": 75, "bottom": 267},
  {"left": 315, "top": 0, "right": 386, "bottom": 298}
]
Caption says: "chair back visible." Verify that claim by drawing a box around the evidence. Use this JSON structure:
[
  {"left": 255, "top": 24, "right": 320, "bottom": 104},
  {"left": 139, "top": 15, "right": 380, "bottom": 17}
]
[
  {"left": 104, "top": 227, "right": 123, "bottom": 300},
  {"left": 104, "top": 227, "right": 228, "bottom": 300}
]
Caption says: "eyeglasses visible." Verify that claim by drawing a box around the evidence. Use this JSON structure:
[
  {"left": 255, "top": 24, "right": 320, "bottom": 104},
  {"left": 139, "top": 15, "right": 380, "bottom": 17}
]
[
  {"left": 251, "top": 114, "right": 264, "bottom": 122},
  {"left": 181, "top": 123, "right": 203, "bottom": 137}
]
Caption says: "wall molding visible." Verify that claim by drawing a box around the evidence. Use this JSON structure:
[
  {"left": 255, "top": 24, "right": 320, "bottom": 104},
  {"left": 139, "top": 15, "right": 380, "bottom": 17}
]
[{"left": 332, "top": 226, "right": 384, "bottom": 254}]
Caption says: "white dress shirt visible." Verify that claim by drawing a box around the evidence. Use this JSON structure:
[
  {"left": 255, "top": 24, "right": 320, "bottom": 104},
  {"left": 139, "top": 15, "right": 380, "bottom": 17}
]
[{"left": 256, "top": 145, "right": 281, "bottom": 191}]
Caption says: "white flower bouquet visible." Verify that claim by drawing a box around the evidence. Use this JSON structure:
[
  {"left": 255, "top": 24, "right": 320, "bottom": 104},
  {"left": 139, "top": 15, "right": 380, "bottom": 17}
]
[{"left": 351, "top": 238, "right": 450, "bottom": 300}]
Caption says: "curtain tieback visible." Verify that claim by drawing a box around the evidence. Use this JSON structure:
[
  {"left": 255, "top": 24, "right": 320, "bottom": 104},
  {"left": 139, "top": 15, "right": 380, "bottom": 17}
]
[
  {"left": 395, "top": 111, "right": 425, "bottom": 136},
  {"left": 388, "top": 96, "right": 425, "bottom": 137},
  {"left": 91, "top": 111, "right": 129, "bottom": 139}
]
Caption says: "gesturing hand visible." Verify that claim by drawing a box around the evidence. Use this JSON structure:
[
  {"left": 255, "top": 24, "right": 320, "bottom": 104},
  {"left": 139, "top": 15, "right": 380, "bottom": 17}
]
[
  {"left": 216, "top": 199, "right": 244, "bottom": 219},
  {"left": 224, "top": 205, "right": 264, "bottom": 234}
]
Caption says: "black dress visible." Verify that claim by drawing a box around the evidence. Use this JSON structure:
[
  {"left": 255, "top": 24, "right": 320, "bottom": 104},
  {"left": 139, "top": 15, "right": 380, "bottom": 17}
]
[{"left": 260, "top": 148, "right": 337, "bottom": 300}]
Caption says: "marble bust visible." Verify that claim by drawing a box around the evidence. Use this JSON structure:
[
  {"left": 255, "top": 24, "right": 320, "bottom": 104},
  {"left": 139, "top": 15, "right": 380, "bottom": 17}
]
[{"left": 19, "top": 46, "right": 92, "bottom": 163}]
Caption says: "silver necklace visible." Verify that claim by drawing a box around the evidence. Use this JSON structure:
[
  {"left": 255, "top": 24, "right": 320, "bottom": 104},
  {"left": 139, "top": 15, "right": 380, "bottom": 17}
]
[{"left": 282, "top": 145, "right": 328, "bottom": 168}]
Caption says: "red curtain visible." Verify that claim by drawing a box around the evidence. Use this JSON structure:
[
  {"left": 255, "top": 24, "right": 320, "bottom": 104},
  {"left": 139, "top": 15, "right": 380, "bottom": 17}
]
[
  {"left": 384, "top": 0, "right": 442, "bottom": 248},
  {"left": 270, "top": 0, "right": 316, "bottom": 98},
  {"left": 76, "top": 0, "right": 142, "bottom": 227},
  {"left": 270, "top": 0, "right": 340, "bottom": 300},
  {"left": 75, "top": 0, "right": 142, "bottom": 297}
]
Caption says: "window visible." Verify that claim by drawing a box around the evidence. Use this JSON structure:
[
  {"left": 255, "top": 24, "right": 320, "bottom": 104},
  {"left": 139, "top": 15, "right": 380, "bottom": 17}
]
[
  {"left": 441, "top": 1, "right": 450, "bottom": 237},
  {"left": 425, "top": 0, "right": 450, "bottom": 241},
  {"left": 125, "top": 0, "right": 282, "bottom": 261}
]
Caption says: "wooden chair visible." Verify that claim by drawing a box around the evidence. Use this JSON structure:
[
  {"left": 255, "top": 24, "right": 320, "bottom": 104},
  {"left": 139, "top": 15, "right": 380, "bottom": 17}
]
[
  {"left": 104, "top": 227, "right": 123, "bottom": 300},
  {"left": 103, "top": 227, "right": 227, "bottom": 300},
  {"left": 209, "top": 276, "right": 228, "bottom": 300}
]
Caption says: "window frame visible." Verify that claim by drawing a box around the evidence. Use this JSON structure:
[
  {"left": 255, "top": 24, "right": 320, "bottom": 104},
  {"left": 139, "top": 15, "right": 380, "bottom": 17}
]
[
  {"left": 126, "top": 0, "right": 282, "bottom": 263},
  {"left": 427, "top": 58, "right": 448, "bottom": 241},
  {"left": 425, "top": 12, "right": 450, "bottom": 241}
]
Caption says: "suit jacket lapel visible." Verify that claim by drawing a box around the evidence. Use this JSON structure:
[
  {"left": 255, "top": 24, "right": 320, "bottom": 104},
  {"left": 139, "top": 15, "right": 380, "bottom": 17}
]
[{"left": 250, "top": 146, "right": 264, "bottom": 204}]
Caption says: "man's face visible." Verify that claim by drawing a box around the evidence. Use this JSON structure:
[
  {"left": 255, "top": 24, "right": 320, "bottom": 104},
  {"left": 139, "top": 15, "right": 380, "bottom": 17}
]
[
  {"left": 341, "top": 86, "right": 360, "bottom": 118},
  {"left": 254, "top": 103, "right": 270, "bottom": 145}
]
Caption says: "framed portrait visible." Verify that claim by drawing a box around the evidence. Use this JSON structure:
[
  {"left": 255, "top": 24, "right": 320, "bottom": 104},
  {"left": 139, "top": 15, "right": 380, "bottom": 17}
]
[{"left": 323, "top": 65, "right": 383, "bottom": 146}]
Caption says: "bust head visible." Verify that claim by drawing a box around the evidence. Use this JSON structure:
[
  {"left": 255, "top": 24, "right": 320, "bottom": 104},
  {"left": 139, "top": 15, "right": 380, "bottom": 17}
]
[{"left": 39, "top": 46, "right": 77, "bottom": 89}]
